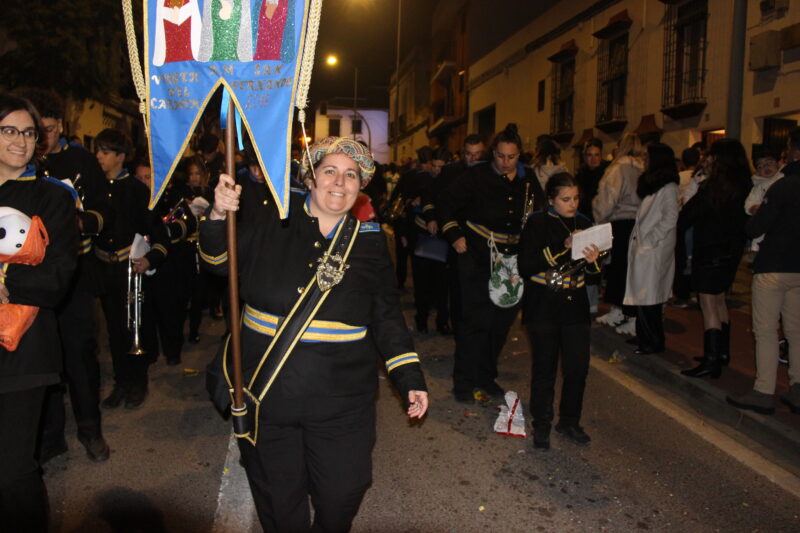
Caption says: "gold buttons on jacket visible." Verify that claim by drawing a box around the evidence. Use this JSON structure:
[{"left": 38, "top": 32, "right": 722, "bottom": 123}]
[
  {"left": 508, "top": 196, "right": 513, "bottom": 201},
  {"left": 308, "top": 263, "right": 314, "bottom": 269},
  {"left": 297, "top": 286, "right": 304, "bottom": 294},
  {"left": 314, "top": 241, "right": 321, "bottom": 248}
]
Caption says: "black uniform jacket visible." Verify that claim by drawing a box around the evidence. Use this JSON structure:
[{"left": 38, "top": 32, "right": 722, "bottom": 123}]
[
  {"left": 747, "top": 168, "right": 800, "bottom": 274},
  {"left": 0, "top": 173, "right": 78, "bottom": 393},
  {"left": 421, "top": 161, "right": 470, "bottom": 225},
  {"left": 94, "top": 170, "right": 169, "bottom": 272},
  {"left": 518, "top": 209, "right": 600, "bottom": 326},
  {"left": 41, "top": 139, "right": 111, "bottom": 294},
  {"left": 437, "top": 161, "right": 545, "bottom": 266},
  {"left": 199, "top": 191, "right": 426, "bottom": 401}
]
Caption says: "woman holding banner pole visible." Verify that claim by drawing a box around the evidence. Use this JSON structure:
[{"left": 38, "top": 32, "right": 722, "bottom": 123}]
[{"left": 200, "top": 136, "right": 428, "bottom": 532}]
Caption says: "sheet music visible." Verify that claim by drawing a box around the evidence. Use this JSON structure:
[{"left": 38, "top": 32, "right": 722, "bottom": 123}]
[{"left": 571, "top": 223, "right": 613, "bottom": 260}]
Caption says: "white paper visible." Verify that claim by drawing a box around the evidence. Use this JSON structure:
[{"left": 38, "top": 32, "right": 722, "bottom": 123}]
[
  {"left": 571, "top": 223, "right": 613, "bottom": 260},
  {"left": 131, "top": 233, "right": 156, "bottom": 276}
]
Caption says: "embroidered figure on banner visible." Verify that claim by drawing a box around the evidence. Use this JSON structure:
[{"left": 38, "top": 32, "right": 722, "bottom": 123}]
[{"left": 153, "top": 0, "right": 202, "bottom": 65}]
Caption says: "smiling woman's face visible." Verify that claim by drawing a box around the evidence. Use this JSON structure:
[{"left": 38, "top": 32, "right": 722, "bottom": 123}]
[
  {"left": 308, "top": 153, "right": 361, "bottom": 220},
  {"left": 0, "top": 110, "right": 37, "bottom": 178}
]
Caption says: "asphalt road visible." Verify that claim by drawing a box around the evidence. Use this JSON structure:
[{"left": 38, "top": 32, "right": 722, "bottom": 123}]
[{"left": 44, "top": 298, "right": 800, "bottom": 532}]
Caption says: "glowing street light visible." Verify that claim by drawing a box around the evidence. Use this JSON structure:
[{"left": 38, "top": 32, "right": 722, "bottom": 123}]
[{"left": 326, "top": 54, "right": 338, "bottom": 66}]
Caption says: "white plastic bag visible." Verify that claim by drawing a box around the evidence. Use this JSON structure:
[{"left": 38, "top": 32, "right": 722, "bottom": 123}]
[{"left": 493, "top": 391, "right": 526, "bottom": 438}]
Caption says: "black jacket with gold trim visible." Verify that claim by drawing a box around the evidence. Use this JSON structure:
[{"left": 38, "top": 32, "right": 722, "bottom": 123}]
[
  {"left": 41, "top": 141, "right": 111, "bottom": 294},
  {"left": 518, "top": 208, "right": 600, "bottom": 325},
  {"left": 0, "top": 173, "right": 78, "bottom": 393},
  {"left": 94, "top": 170, "right": 169, "bottom": 270},
  {"left": 437, "top": 161, "right": 545, "bottom": 265},
  {"left": 198, "top": 190, "right": 426, "bottom": 400}
]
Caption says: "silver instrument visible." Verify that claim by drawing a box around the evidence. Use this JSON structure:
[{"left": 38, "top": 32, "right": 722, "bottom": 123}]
[
  {"left": 521, "top": 182, "right": 535, "bottom": 230},
  {"left": 127, "top": 256, "right": 146, "bottom": 355},
  {"left": 545, "top": 250, "right": 608, "bottom": 291}
]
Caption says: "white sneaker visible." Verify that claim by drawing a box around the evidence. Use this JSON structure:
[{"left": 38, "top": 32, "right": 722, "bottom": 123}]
[
  {"left": 615, "top": 317, "right": 636, "bottom": 336},
  {"left": 595, "top": 306, "right": 624, "bottom": 326}
]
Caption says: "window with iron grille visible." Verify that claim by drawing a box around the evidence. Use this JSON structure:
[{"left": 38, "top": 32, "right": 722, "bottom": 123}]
[
  {"left": 551, "top": 58, "right": 575, "bottom": 135},
  {"left": 662, "top": 0, "right": 707, "bottom": 115},
  {"left": 596, "top": 32, "right": 628, "bottom": 125}
]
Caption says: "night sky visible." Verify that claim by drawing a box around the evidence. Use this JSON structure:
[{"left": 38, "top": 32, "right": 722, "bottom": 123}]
[{"left": 308, "top": 0, "right": 429, "bottom": 110}]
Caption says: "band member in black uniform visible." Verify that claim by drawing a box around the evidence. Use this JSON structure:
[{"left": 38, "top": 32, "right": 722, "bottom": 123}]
[
  {"left": 93, "top": 129, "right": 169, "bottom": 409},
  {"left": 27, "top": 90, "right": 112, "bottom": 462},
  {"left": 409, "top": 147, "right": 450, "bottom": 333},
  {"left": 201, "top": 136, "right": 428, "bottom": 532},
  {"left": 422, "top": 135, "right": 486, "bottom": 337},
  {"left": 139, "top": 160, "right": 199, "bottom": 366},
  {"left": 386, "top": 157, "right": 420, "bottom": 289},
  {"left": 438, "top": 124, "right": 545, "bottom": 403},
  {"left": 519, "top": 173, "right": 601, "bottom": 450},
  {"left": 186, "top": 157, "right": 214, "bottom": 343},
  {"left": 0, "top": 93, "right": 78, "bottom": 532}
]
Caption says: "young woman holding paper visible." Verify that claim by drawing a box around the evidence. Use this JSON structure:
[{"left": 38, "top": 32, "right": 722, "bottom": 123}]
[{"left": 519, "top": 172, "right": 601, "bottom": 450}]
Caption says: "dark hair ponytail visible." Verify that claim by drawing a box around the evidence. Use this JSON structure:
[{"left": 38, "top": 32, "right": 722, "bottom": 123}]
[{"left": 490, "top": 123, "right": 522, "bottom": 152}]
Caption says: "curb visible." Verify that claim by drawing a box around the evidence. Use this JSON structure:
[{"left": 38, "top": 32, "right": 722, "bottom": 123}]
[
  {"left": 590, "top": 324, "right": 800, "bottom": 475},
  {"left": 212, "top": 433, "right": 258, "bottom": 533}
]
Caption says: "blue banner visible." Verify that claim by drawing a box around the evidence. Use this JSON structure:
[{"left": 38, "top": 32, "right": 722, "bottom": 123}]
[{"left": 145, "top": 0, "right": 307, "bottom": 217}]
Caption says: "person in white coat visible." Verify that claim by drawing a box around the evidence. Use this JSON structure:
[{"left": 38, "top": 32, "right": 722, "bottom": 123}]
[
  {"left": 593, "top": 133, "right": 643, "bottom": 334},
  {"left": 624, "top": 143, "right": 680, "bottom": 354}
]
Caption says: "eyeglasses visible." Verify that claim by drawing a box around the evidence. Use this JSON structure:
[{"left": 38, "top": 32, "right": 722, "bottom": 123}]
[{"left": 1, "top": 126, "right": 39, "bottom": 143}]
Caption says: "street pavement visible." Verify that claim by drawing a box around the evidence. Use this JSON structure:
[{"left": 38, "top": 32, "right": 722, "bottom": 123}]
[{"left": 44, "top": 278, "right": 800, "bottom": 532}]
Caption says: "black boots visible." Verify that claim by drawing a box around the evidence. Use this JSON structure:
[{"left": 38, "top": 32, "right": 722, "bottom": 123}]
[
  {"left": 694, "top": 322, "right": 730, "bottom": 365},
  {"left": 533, "top": 424, "right": 551, "bottom": 450},
  {"left": 720, "top": 322, "right": 730, "bottom": 366},
  {"left": 682, "top": 328, "right": 722, "bottom": 379}
]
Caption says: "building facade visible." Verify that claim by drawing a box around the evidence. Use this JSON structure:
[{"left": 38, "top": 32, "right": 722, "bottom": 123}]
[
  {"left": 315, "top": 105, "right": 391, "bottom": 164},
  {"left": 390, "top": 0, "right": 799, "bottom": 167}
]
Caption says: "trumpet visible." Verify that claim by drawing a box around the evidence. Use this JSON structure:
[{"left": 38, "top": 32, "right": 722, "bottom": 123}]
[
  {"left": 545, "top": 250, "right": 609, "bottom": 291},
  {"left": 127, "top": 256, "right": 146, "bottom": 355},
  {"left": 385, "top": 194, "right": 406, "bottom": 222},
  {"left": 163, "top": 198, "right": 191, "bottom": 224}
]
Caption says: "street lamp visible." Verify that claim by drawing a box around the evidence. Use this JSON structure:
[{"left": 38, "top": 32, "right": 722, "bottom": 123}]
[{"left": 325, "top": 54, "right": 358, "bottom": 142}]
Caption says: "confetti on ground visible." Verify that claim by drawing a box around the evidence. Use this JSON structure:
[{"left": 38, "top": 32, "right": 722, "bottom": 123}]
[
  {"left": 183, "top": 368, "right": 200, "bottom": 376},
  {"left": 608, "top": 351, "right": 623, "bottom": 363},
  {"left": 479, "top": 506, "right": 485, "bottom": 512}
]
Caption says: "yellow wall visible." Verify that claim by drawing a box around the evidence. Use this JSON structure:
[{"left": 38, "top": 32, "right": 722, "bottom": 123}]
[{"left": 467, "top": 0, "right": 738, "bottom": 162}]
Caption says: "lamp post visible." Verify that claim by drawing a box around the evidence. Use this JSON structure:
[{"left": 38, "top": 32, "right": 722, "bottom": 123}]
[
  {"left": 394, "top": 0, "right": 402, "bottom": 162},
  {"left": 326, "top": 54, "right": 359, "bottom": 142}
]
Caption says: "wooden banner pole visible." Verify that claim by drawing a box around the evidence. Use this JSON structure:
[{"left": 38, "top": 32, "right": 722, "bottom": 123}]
[{"left": 224, "top": 99, "right": 244, "bottom": 411}]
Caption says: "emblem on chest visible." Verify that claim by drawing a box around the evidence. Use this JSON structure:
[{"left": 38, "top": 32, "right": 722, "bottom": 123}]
[{"left": 316, "top": 252, "right": 350, "bottom": 292}]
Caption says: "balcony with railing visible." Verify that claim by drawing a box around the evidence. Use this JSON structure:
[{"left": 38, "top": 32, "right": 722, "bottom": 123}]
[{"left": 661, "top": 0, "right": 708, "bottom": 119}]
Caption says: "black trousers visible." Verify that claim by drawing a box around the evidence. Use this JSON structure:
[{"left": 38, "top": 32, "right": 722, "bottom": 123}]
[
  {"left": 635, "top": 304, "right": 664, "bottom": 350},
  {"left": 447, "top": 249, "right": 462, "bottom": 335},
  {"left": 238, "top": 394, "right": 375, "bottom": 533},
  {"left": 97, "top": 261, "right": 156, "bottom": 388},
  {"left": 526, "top": 321, "right": 590, "bottom": 428},
  {"left": 604, "top": 219, "right": 635, "bottom": 311},
  {"left": 0, "top": 386, "right": 49, "bottom": 533},
  {"left": 393, "top": 230, "right": 410, "bottom": 288},
  {"left": 410, "top": 253, "right": 449, "bottom": 328},
  {"left": 151, "top": 248, "right": 193, "bottom": 362},
  {"left": 40, "top": 282, "right": 102, "bottom": 450},
  {"left": 452, "top": 252, "right": 518, "bottom": 393},
  {"left": 188, "top": 265, "right": 210, "bottom": 337}
]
